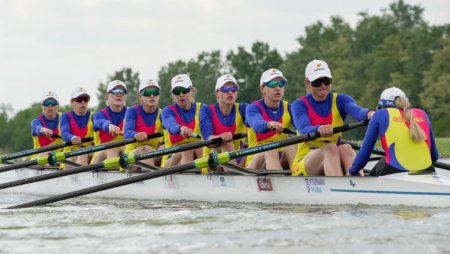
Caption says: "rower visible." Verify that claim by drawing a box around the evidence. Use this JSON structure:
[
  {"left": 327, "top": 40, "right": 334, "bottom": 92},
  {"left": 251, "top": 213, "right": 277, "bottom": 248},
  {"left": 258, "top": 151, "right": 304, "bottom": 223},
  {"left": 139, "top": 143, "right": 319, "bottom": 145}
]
[
  {"left": 199, "top": 74, "right": 248, "bottom": 171},
  {"left": 60, "top": 87, "right": 94, "bottom": 166},
  {"left": 31, "top": 91, "right": 63, "bottom": 159},
  {"left": 123, "top": 79, "right": 164, "bottom": 171},
  {"left": 161, "top": 74, "right": 204, "bottom": 167},
  {"left": 245, "top": 68, "right": 296, "bottom": 170},
  {"left": 291, "top": 59, "right": 374, "bottom": 176},
  {"left": 91, "top": 80, "right": 128, "bottom": 164},
  {"left": 348, "top": 87, "right": 439, "bottom": 176}
]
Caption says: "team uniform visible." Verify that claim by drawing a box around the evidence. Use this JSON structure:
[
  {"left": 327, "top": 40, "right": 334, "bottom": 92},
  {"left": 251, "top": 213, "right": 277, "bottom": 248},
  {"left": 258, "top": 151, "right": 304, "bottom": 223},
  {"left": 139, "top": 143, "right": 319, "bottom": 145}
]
[
  {"left": 123, "top": 105, "right": 163, "bottom": 153},
  {"left": 160, "top": 102, "right": 203, "bottom": 167},
  {"left": 349, "top": 108, "right": 438, "bottom": 175},
  {"left": 199, "top": 103, "right": 248, "bottom": 167},
  {"left": 93, "top": 106, "right": 127, "bottom": 145},
  {"left": 245, "top": 99, "right": 292, "bottom": 168},
  {"left": 30, "top": 112, "right": 63, "bottom": 149},
  {"left": 291, "top": 93, "right": 369, "bottom": 176},
  {"left": 60, "top": 111, "right": 94, "bottom": 152}
]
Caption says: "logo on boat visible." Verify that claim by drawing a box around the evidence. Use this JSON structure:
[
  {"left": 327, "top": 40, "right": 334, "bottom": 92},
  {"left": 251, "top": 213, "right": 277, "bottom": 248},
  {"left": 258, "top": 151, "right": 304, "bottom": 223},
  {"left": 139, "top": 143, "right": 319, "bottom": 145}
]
[
  {"left": 305, "top": 178, "right": 325, "bottom": 193},
  {"left": 257, "top": 177, "right": 273, "bottom": 191}
]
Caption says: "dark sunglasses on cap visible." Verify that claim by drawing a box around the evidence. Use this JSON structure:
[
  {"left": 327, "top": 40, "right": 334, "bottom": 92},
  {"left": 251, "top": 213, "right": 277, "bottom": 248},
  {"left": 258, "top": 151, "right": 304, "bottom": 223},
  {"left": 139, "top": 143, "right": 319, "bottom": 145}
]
[
  {"left": 140, "top": 88, "right": 160, "bottom": 97},
  {"left": 110, "top": 89, "right": 127, "bottom": 95},
  {"left": 42, "top": 99, "right": 58, "bottom": 107},
  {"left": 311, "top": 77, "right": 332, "bottom": 87},
  {"left": 264, "top": 80, "right": 286, "bottom": 88},
  {"left": 219, "top": 86, "right": 239, "bottom": 93},
  {"left": 73, "top": 96, "right": 90, "bottom": 103},
  {"left": 172, "top": 87, "right": 191, "bottom": 96}
]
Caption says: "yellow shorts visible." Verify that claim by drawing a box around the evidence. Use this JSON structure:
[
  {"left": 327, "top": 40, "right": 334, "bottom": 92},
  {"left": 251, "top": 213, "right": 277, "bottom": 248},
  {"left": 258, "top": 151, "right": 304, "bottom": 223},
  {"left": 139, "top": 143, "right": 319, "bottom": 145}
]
[{"left": 291, "top": 156, "right": 307, "bottom": 176}]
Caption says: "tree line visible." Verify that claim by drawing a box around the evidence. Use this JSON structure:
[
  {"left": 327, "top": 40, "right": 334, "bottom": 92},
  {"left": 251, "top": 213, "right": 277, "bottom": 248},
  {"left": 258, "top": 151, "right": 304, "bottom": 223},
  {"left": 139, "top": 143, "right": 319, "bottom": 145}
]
[{"left": 0, "top": 0, "right": 449, "bottom": 153}]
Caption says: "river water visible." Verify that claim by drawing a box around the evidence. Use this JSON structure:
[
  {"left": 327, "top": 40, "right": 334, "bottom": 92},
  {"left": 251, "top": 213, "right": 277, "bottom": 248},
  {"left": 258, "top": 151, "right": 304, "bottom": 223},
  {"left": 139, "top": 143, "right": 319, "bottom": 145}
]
[{"left": 2, "top": 159, "right": 450, "bottom": 253}]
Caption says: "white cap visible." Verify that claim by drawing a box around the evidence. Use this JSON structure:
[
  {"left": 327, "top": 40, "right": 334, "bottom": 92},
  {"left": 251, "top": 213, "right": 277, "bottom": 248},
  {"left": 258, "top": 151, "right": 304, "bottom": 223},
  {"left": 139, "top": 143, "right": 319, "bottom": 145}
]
[
  {"left": 71, "top": 87, "right": 90, "bottom": 99},
  {"left": 215, "top": 74, "right": 238, "bottom": 91},
  {"left": 171, "top": 74, "right": 192, "bottom": 91},
  {"left": 260, "top": 68, "right": 287, "bottom": 86},
  {"left": 305, "top": 59, "right": 332, "bottom": 82},
  {"left": 378, "top": 87, "right": 408, "bottom": 108},
  {"left": 41, "top": 91, "right": 59, "bottom": 104},
  {"left": 139, "top": 79, "right": 160, "bottom": 93},
  {"left": 106, "top": 80, "right": 127, "bottom": 93}
]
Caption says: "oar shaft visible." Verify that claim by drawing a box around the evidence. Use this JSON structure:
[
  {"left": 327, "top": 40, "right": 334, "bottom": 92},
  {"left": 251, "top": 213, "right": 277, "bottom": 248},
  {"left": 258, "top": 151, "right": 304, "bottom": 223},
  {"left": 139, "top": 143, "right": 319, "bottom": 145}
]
[
  {"left": 0, "top": 163, "right": 104, "bottom": 190},
  {"left": 0, "top": 160, "right": 38, "bottom": 173},
  {"left": 7, "top": 162, "right": 195, "bottom": 209},
  {"left": 0, "top": 137, "right": 93, "bottom": 163}
]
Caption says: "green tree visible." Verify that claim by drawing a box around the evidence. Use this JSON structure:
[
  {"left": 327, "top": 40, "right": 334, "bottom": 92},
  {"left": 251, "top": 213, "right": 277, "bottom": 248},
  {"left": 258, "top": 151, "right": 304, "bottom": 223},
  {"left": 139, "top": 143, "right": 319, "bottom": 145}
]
[
  {"left": 226, "top": 41, "right": 283, "bottom": 102},
  {"left": 419, "top": 38, "right": 450, "bottom": 136},
  {"left": 97, "top": 68, "right": 140, "bottom": 110},
  {"left": 7, "top": 104, "right": 42, "bottom": 152}
]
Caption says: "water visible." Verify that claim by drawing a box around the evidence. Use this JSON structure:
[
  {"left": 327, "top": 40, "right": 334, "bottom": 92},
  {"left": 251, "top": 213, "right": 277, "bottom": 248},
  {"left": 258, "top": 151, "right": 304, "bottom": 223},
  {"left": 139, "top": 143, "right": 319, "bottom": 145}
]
[{"left": 1, "top": 194, "right": 450, "bottom": 254}]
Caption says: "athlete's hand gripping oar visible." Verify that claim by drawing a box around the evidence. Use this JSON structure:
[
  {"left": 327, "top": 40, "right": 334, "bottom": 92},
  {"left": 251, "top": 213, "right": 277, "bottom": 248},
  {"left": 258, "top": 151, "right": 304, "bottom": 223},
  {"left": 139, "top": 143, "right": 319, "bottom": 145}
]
[
  {"left": 0, "top": 137, "right": 93, "bottom": 164},
  {"left": 0, "top": 133, "right": 246, "bottom": 191},
  {"left": 0, "top": 133, "right": 163, "bottom": 173},
  {"left": 5, "top": 122, "right": 364, "bottom": 209},
  {"left": 341, "top": 139, "right": 450, "bottom": 171}
]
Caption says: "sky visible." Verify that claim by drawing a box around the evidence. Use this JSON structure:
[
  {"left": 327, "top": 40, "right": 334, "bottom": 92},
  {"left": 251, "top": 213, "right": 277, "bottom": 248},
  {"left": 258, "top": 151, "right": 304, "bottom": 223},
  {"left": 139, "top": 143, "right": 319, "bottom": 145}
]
[{"left": 0, "top": 0, "right": 449, "bottom": 115}]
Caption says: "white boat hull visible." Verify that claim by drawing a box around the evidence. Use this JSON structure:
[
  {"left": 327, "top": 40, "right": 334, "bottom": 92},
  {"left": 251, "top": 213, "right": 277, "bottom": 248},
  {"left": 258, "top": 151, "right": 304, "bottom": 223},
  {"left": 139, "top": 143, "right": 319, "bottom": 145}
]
[{"left": 1, "top": 167, "right": 450, "bottom": 207}]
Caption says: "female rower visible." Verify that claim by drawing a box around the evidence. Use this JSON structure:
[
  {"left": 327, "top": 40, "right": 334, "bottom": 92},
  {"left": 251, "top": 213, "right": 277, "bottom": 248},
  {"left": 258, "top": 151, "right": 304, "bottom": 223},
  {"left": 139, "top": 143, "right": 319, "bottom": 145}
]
[
  {"left": 347, "top": 87, "right": 438, "bottom": 176},
  {"left": 200, "top": 74, "right": 248, "bottom": 170},
  {"left": 161, "top": 74, "right": 204, "bottom": 167},
  {"left": 124, "top": 79, "right": 163, "bottom": 170},
  {"left": 245, "top": 68, "right": 296, "bottom": 170},
  {"left": 291, "top": 59, "right": 374, "bottom": 176},
  {"left": 60, "top": 87, "right": 94, "bottom": 166},
  {"left": 30, "top": 91, "right": 63, "bottom": 154},
  {"left": 91, "top": 80, "right": 128, "bottom": 164}
]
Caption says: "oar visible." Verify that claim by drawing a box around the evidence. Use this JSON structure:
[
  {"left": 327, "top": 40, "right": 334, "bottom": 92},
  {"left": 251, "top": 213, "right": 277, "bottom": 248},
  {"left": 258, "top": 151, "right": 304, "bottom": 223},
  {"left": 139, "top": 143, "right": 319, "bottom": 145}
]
[
  {"left": 341, "top": 140, "right": 450, "bottom": 170},
  {"left": 6, "top": 121, "right": 365, "bottom": 209},
  {"left": 0, "top": 137, "right": 93, "bottom": 163},
  {"left": 0, "top": 133, "right": 246, "bottom": 191},
  {"left": 0, "top": 133, "right": 163, "bottom": 173}
]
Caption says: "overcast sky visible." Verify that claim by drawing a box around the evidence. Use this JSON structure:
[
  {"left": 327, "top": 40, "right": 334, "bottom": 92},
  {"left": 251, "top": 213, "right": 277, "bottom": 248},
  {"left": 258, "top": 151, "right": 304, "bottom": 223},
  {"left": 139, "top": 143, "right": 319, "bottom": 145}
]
[{"left": 1, "top": 0, "right": 449, "bottom": 115}]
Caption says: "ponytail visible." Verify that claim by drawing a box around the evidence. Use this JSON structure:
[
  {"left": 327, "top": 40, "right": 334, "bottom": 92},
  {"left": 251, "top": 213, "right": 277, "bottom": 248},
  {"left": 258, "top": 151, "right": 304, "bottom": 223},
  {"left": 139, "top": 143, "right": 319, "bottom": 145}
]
[{"left": 395, "top": 97, "right": 426, "bottom": 142}]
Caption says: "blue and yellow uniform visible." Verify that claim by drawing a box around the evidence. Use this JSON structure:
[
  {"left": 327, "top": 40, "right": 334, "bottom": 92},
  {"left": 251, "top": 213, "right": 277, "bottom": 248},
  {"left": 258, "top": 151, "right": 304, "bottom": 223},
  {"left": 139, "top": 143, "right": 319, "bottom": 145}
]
[
  {"left": 30, "top": 112, "right": 63, "bottom": 149},
  {"left": 123, "top": 105, "right": 163, "bottom": 153},
  {"left": 245, "top": 99, "right": 292, "bottom": 168},
  {"left": 349, "top": 108, "right": 438, "bottom": 175},
  {"left": 92, "top": 106, "right": 127, "bottom": 145},
  {"left": 160, "top": 102, "right": 203, "bottom": 167},
  {"left": 291, "top": 93, "right": 369, "bottom": 176},
  {"left": 60, "top": 111, "right": 94, "bottom": 152}
]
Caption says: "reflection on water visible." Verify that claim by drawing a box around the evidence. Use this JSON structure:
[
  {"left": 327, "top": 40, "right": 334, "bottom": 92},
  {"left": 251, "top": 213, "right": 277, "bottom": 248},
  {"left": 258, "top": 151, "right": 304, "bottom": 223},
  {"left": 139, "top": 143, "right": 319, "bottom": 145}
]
[{"left": 1, "top": 194, "right": 450, "bottom": 254}]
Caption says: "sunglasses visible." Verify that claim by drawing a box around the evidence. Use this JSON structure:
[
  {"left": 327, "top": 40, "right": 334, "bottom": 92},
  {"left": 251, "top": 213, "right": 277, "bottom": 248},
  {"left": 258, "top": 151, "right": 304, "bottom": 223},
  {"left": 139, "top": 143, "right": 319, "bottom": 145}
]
[
  {"left": 140, "top": 88, "right": 160, "bottom": 97},
  {"left": 42, "top": 99, "right": 58, "bottom": 107},
  {"left": 264, "top": 80, "right": 286, "bottom": 88},
  {"left": 110, "top": 89, "right": 127, "bottom": 95},
  {"left": 172, "top": 87, "right": 191, "bottom": 96},
  {"left": 311, "top": 77, "right": 332, "bottom": 87},
  {"left": 73, "top": 96, "right": 90, "bottom": 103},
  {"left": 219, "top": 86, "right": 239, "bottom": 93}
]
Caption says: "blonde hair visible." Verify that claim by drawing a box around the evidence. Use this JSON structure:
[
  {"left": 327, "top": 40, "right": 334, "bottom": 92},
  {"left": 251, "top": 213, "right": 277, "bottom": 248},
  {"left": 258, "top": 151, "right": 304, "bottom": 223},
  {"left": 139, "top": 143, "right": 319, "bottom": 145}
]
[{"left": 394, "top": 97, "right": 426, "bottom": 142}]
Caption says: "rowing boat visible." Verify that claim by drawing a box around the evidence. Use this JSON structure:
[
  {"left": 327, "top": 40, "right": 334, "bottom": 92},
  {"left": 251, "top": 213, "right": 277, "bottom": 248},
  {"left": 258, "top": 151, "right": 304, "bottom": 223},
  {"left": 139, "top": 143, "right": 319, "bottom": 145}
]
[{"left": 2, "top": 165, "right": 450, "bottom": 207}]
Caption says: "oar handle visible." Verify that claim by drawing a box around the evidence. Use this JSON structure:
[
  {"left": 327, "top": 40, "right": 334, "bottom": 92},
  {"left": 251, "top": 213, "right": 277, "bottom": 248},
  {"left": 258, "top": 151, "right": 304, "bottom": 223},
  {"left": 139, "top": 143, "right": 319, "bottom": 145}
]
[
  {"left": 51, "top": 134, "right": 62, "bottom": 139},
  {"left": 282, "top": 128, "right": 296, "bottom": 135},
  {"left": 145, "top": 132, "right": 164, "bottom": 141},
  {"left": 66, "top": 136, "right": 94, "bottom": 146}
]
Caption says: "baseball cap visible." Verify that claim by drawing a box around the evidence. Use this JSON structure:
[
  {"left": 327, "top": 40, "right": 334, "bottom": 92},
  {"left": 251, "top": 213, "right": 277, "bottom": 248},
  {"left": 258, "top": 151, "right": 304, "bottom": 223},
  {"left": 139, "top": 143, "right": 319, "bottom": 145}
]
[
  {"left": 139, "top": 79, "right": 160, "bottom": 93},
  {"left": 106, "top": 80, "right": 127, "bottom": 93},
  {"left": 171, "top": 74, "right": 192, "bottom": 91},
  {"left": 71, "top": 87, "right": 90, "bottom": 99},
  {"left": 305, "top": 59, "right": 332, "bottom": 82},
  {"left": 378, "top": 87, "right": 408, "bottom": 108},
  {"left": 215, "top": 74, "right": 238, "bottom": 91},
  {"left": 41, "top": 91, "right": 59, "bottom": 104},
  {"left": 260, "top": 68, "right": 287, "bottom": 86}
]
